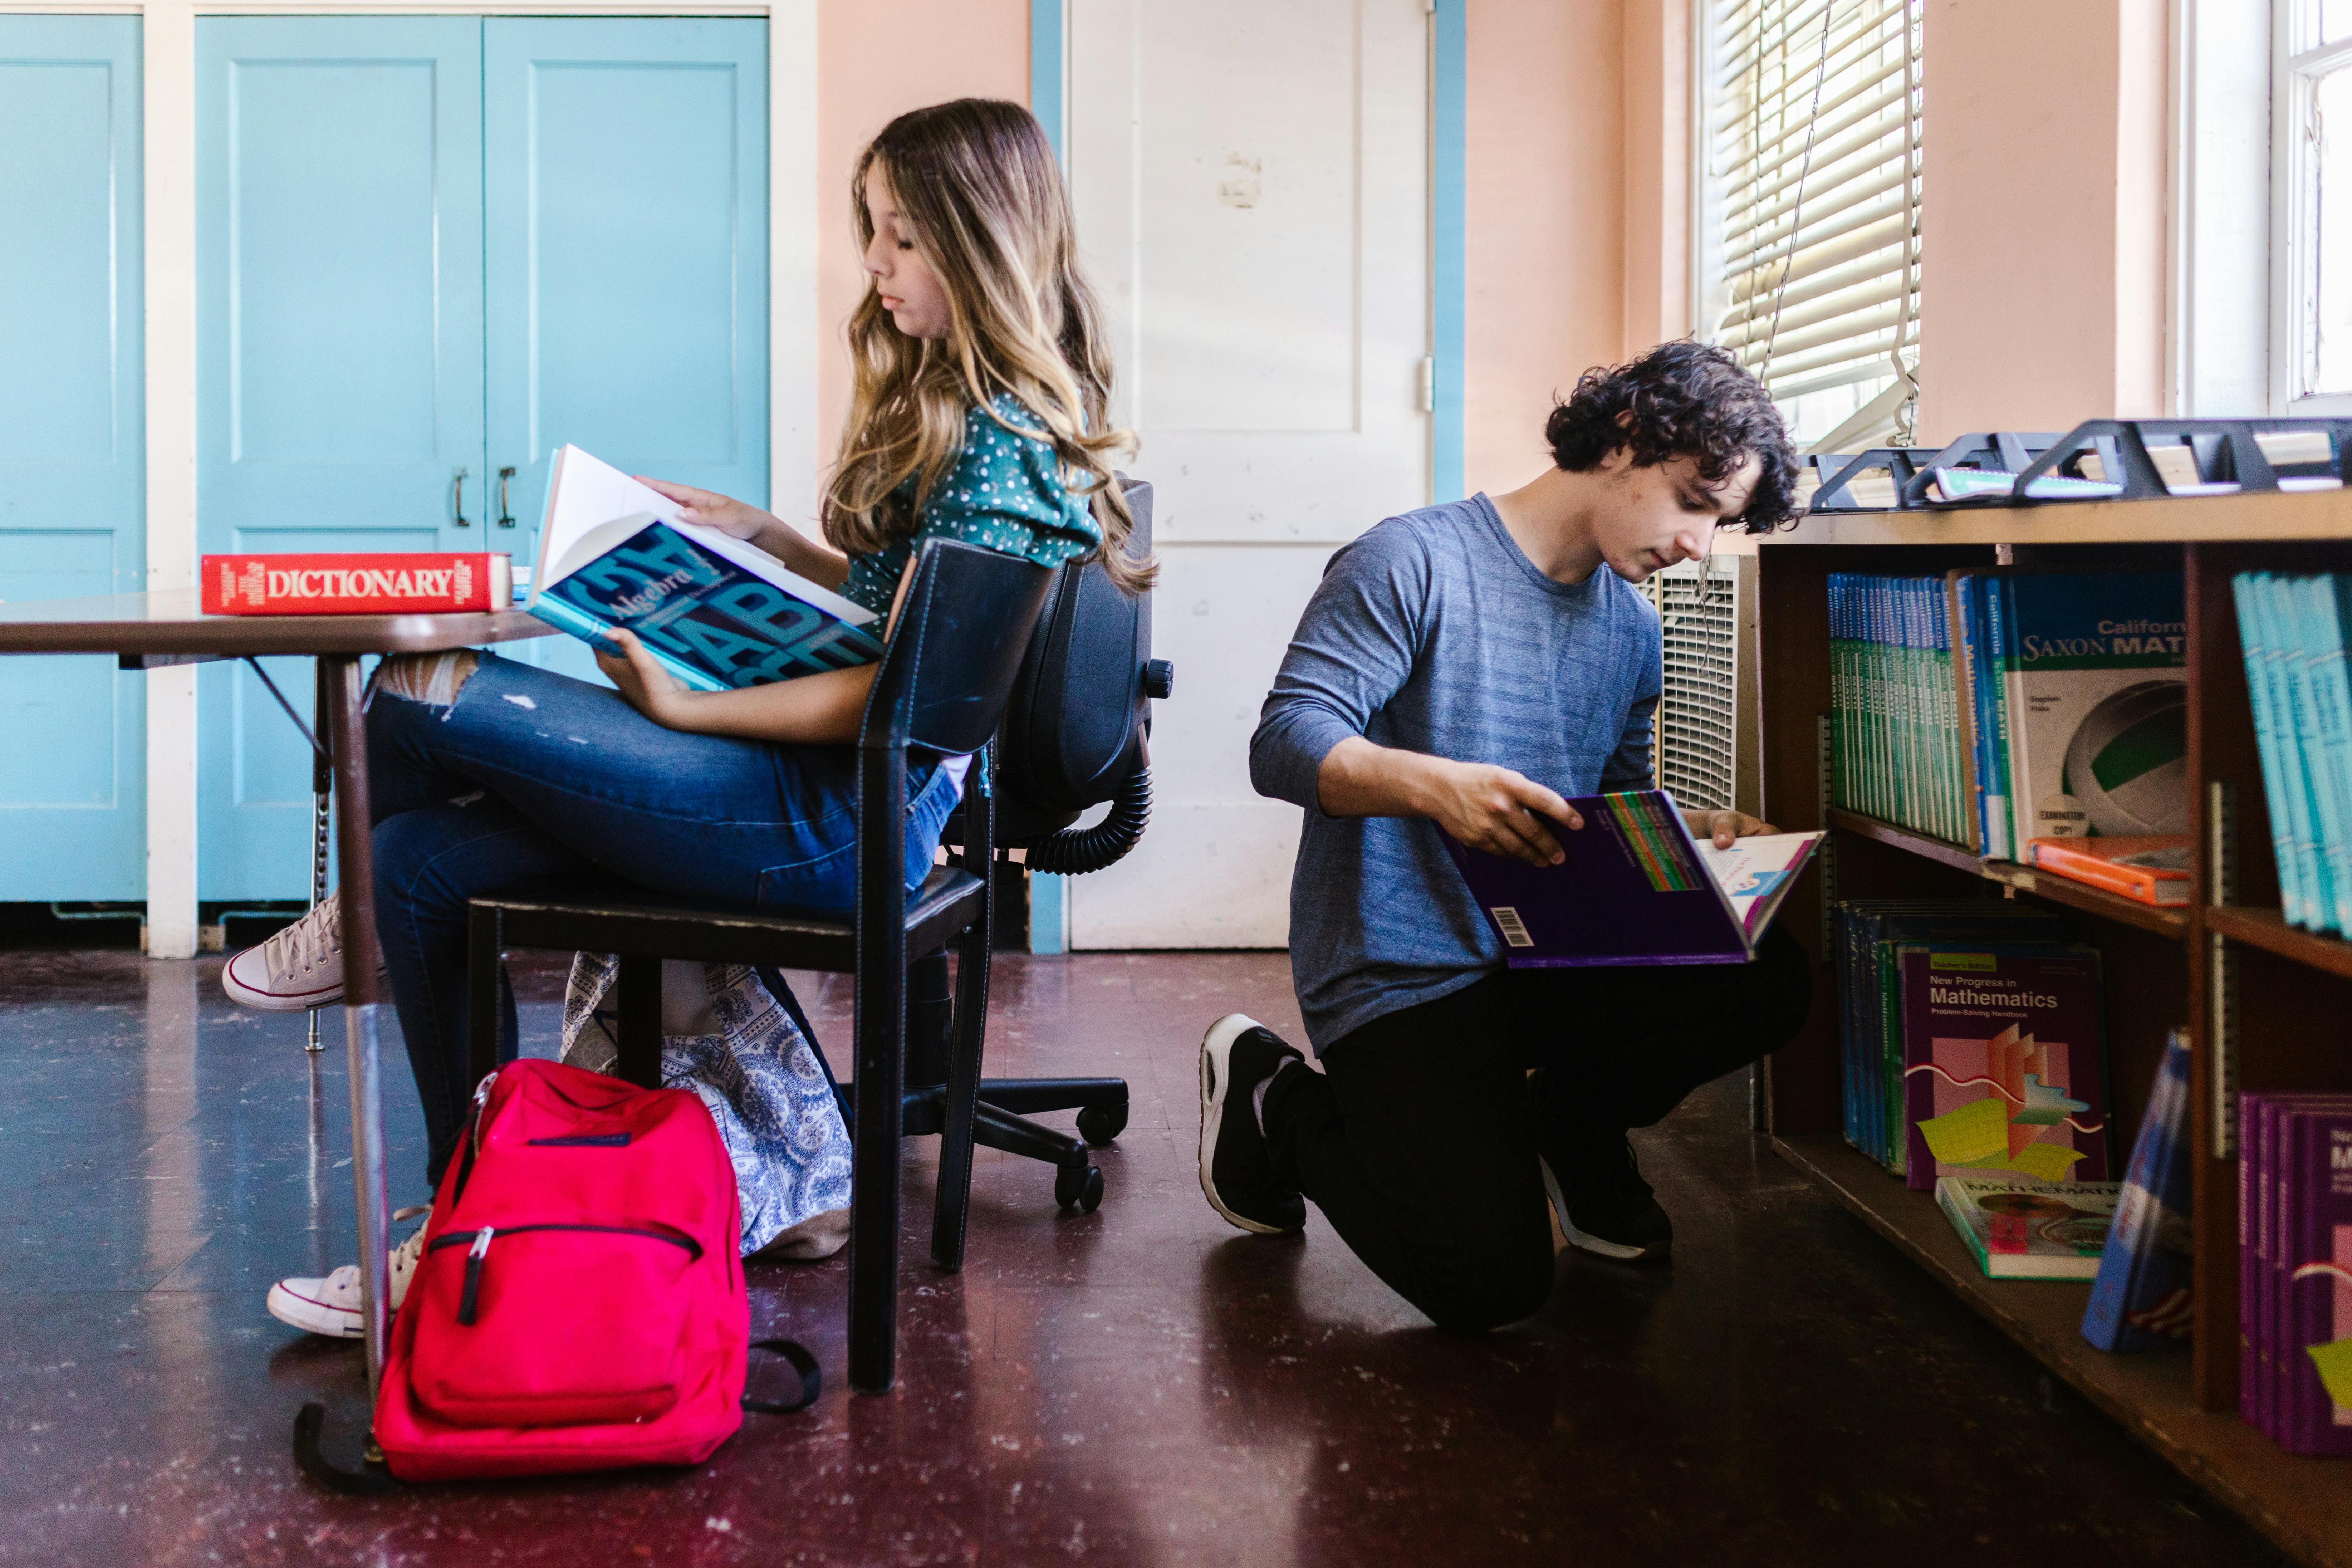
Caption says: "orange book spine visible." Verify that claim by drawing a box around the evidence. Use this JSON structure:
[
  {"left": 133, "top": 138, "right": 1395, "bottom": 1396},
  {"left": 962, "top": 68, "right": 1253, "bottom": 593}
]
[{"left": 2027, "top": 842, "right": 2187, "bottom": 907}]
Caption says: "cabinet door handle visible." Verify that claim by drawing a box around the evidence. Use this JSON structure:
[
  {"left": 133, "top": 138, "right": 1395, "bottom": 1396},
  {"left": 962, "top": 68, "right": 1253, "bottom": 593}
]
[
  {"left": 497, "top": 466, "right": 517, "bottom": 528},
  {"left": 453, "top": 466, "right": 471, "bottom": 526}
]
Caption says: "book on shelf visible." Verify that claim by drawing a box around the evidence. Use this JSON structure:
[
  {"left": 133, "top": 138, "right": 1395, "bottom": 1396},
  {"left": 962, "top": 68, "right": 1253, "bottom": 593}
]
[
  {"left": 1828, "top": 573, "right": 1969, "bottom": 845},
  {"left": 1919, "top": 434, "right": 2347, "bottom": 505},
  {"left": 1442, "top": 789, "right": 1821, "bottom": 967},
  {"left": 1992, "top": 572, "right": 2187, "bottom": 852},
  {"left": 1936, "top": 1176, "right": 2120, "bottom": 1280},
  {"left": 2081, "top": 1028, "right": 2193, "bottom": 1351},
  {"left": 2027, "top": 836, "right": 2191, "bottom": 907},
  {"left": 527, "top": 444, "right": 883, "bottom": 693},
  {"left": 1896, "top": 942, "right": 2111, "bottom": 1193},
  {"left": 2233, "top": 572, "right": 2352, "bottom": 935},
  {"left": 1832, "top": 901, "right": 2066, "bottom": 1171},
  {"left": 1832, "top": 571, "right": 2188, "bottom": 866},
  {"left": 201, "top": 553, "right": 512, "bottom": 615},
  {"left": 2242, "top": 1092, "right": 2352, "bottom": 1455},
  {"left": 1926, "top": 466, "right": 2123, "bottom": 503}
]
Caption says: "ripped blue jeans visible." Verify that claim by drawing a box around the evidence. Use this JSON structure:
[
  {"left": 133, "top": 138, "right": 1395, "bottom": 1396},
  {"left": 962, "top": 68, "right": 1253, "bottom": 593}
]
[{"left": 366, "top": 650, "right": 958, "bottom": 1186}]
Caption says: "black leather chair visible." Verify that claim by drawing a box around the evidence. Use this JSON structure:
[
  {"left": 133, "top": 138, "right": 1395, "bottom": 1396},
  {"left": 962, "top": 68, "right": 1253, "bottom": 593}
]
[{"left": 462, "top": 537, "right": 1053, "bottom": 1394}]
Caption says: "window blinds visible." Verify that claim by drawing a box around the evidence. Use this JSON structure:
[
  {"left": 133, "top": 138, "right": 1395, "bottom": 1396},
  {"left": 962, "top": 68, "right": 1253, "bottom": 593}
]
[{"left": 1708, "top": 0, "right": 1923, "bottom": 423}]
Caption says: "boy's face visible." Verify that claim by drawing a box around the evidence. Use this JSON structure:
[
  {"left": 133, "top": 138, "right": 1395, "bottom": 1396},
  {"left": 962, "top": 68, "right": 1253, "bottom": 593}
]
[{"left": 1589, "top": 446, "right": 1761, "bottom": 583}]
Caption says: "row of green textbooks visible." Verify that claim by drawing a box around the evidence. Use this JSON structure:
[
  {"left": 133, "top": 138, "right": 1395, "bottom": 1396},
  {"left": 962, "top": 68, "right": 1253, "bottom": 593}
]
[
  {"left": 2234, "top": 573, "right": 2352, "bottom": 935},
  {"left": 1834, "top": 899, "right": 2112, "bottom": 1191},
  {"left": 1828, "top": 572, "right": 2190, "bottom": 858}
]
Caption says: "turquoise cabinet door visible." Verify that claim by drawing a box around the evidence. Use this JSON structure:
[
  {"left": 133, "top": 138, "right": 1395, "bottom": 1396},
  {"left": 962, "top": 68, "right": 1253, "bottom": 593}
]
[
  {"left": 195, "top": 18, "right": 485, "bottom": 898},
  {"left": 0, "top": 18, "right": 146, "bottom": 898},
  {"left": 485, "top": 18, "right": 768, "bottom": 685}
]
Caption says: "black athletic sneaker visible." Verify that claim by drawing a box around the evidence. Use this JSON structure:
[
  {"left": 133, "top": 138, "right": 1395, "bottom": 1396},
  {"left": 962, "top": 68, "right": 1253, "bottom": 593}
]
[
  {"left": 1198, "top": 1013, "right": 1307, "bottom": 1234},
  {"left": 1541, "top": 1136, "right": 1673, "bottom": 1262}
]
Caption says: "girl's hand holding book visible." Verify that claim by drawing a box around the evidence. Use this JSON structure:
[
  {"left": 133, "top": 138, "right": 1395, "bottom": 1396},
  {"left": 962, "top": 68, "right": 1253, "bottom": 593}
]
[
  {"left": 633, "top": 475, "right": 850, "bottom": 590},
  {"left": 598, "top": 628, "right": 697, "bottom": 728}
]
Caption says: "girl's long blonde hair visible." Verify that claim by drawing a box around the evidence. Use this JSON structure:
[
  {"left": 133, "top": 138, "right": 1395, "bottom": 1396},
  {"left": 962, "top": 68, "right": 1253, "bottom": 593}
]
[{"left": 825, "top": 99, "right": 1152, "bottom": 595}]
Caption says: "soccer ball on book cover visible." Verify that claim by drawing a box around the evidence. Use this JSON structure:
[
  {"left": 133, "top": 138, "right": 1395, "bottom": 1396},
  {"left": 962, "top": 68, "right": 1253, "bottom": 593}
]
[{"left": 2061, "top": 680, "right": 2190, "bottom": 838}]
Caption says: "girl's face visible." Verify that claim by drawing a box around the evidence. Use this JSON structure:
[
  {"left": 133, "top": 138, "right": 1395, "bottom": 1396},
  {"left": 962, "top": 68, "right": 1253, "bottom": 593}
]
[{"left": 862, "top": 164, "right": 951, "bottom": 340}]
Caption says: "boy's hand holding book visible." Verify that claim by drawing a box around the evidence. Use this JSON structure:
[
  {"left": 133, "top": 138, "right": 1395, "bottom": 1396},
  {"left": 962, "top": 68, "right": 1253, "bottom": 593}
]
[{"left": 1685, "top": 806, "right": 1776, "bottom": 849}]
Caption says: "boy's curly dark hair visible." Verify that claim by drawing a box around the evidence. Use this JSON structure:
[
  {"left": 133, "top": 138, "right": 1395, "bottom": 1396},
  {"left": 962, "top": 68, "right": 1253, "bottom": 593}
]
[{"left": 1544, "top": 340, "right": 1800, "bottom": 534}]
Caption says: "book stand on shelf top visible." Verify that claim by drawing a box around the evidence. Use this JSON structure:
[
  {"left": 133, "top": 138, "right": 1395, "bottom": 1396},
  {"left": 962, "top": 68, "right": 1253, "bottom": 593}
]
[{"left": 1756, "top": 472, "right": 2352, "bottom": 1568}]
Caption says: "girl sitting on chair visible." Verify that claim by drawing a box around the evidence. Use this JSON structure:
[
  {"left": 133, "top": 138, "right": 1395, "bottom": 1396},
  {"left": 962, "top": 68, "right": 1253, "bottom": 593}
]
[{"left": 229, "top": 98, "right": 1151, "bottom": 1340}]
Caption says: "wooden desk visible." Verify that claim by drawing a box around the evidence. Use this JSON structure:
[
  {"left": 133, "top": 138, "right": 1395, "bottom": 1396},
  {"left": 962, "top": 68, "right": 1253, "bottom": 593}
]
[{"left": 0, "top": 588, "right": 551, "bottom": 1401}]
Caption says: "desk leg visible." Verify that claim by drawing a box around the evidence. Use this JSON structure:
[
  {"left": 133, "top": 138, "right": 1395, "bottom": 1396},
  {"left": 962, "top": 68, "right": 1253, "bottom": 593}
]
[
  {"left": 324, "top": 655, "right": 392, "bottom": 1401},
  {"left": 307, "top": 658, "right": 332, "bottom": 1055}
]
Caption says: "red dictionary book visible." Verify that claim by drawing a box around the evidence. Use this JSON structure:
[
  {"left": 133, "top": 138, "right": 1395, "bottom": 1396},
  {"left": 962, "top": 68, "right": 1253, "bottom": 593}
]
[
  {"left": 2026, "top": 835, "right": 2191, "bottom": 907},
  {"left": 202, "top": 553, "right": 513, "bottom": 616}
]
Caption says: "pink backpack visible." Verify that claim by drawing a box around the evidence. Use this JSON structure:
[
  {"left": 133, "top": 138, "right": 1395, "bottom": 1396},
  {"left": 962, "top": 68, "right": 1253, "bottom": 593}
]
[{"left": 320, "top": 1059, "right": 812, "bottom": 1484}]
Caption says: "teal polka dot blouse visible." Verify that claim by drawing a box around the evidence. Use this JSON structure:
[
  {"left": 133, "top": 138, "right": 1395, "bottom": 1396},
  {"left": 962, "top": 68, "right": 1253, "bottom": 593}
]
[{"left": 840, "top": 393, "right": 1103, "bottom": 616}]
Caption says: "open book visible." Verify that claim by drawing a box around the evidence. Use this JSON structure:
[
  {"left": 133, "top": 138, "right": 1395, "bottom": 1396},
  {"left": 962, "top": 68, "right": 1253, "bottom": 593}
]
[
  {"left": 526, "top": 445, "right": 883, "bottom": 692},
  {"left": 1442, "top": 789, "right": 1822, "bottom": 966}
]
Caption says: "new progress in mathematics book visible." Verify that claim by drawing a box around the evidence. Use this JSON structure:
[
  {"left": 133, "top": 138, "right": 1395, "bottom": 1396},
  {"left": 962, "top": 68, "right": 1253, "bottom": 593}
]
[{"left": 1897, "top": 942, "right": 2111, "bottom": 1193}]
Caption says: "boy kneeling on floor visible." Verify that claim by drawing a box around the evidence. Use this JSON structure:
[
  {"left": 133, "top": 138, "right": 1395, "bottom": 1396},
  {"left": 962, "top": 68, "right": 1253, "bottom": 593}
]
[{"left": 1197, "top": 341, "right": 1813, "bottom": 1330}]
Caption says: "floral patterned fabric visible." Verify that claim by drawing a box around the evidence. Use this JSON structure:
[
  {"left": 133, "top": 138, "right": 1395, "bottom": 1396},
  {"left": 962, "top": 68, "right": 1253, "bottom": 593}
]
[
  {"left": 838, "top": 392, "right": 1101, "bottom": 616},
  {"left": 559, "top": 955, "right": 851, "bottom": 1257}
]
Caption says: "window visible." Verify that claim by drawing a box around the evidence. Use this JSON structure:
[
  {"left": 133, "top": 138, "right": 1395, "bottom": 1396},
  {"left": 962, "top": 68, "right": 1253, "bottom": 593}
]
[
  {"left": 2278, "top": 0, "right": 2352, "bottom": 410},
  {"left": 1698, "top": 0, "right": 1924, "bottom": 449}
]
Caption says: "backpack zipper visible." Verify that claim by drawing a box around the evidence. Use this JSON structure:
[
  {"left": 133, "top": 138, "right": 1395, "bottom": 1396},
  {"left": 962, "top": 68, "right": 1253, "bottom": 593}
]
[{"left": 433, "top": 1222, "right": 704, "bottom": 1327}]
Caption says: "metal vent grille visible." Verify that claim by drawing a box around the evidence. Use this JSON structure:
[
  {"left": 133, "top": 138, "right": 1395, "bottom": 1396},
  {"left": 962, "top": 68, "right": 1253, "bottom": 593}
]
[{"left": 1640, "top": 559, "right": 1741, "bottom": 813}]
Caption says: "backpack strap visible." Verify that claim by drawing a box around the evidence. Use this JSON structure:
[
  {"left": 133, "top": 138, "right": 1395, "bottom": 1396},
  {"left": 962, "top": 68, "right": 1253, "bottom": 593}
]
[
  {"left": 292, "top": 1403, "right": 402, "bottom": 1495},
  {"left": 742, "top": 1338, "right": 821, "bottom": 1414}
]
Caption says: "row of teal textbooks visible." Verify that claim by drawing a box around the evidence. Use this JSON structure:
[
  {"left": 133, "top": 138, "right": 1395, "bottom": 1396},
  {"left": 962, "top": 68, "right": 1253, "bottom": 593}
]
[
  {"left": 1828, "top": 572, "right": 2189, "bottom": 861},
  {"left": 2233, "top": 572, "right": 2352, "bottom": 935}
]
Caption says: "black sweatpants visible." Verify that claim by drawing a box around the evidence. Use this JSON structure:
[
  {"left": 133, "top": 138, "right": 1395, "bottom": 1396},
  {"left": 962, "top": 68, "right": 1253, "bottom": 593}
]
[{"left": 1261, "top": 926, "right": 1812, "bottom": 1332}]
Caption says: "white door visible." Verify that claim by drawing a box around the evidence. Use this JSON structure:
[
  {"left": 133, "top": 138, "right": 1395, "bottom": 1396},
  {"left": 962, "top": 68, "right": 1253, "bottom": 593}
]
[{"left": 1064, "top": 0, "right": 1430, "bottom": 948}]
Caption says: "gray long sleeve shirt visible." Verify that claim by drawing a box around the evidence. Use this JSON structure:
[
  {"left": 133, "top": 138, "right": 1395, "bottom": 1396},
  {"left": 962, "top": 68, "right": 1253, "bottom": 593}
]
[{"left": 1250, "top": 494, "right": 1663, "bottom": 1052}]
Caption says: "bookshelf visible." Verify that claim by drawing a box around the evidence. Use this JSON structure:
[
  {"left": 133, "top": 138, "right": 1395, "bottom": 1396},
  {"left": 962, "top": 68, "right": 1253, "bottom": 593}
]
[{"left": 1756, "top": 496, "right": 2352, "bottom": 1568}]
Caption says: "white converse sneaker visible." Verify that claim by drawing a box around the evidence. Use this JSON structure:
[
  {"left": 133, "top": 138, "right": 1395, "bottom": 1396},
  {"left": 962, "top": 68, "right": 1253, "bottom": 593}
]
[
  {"left": 265, "top": 1205, "right": 432, "bottom": 1339},
  {"left": 222, "top": 899, "right": 344, "bottom": 1012}
]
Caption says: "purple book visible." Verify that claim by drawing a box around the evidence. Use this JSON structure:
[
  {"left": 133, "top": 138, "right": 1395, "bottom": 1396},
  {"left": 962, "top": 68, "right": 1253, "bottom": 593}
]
[
  {"left": 1896, "top": 944, "right": 2110, "bottom": 1194},
  {"left": 2245, "top": 1094, "right": 2348, "bottom": 1438},
  {"left": 1443, "top": 789, "right": 1822, "bottom": 968},
  {"left": 2242, "top": 1093, "right": 2262, "bottom": 1429},
  {"left": 2284, "top": 1106, "right": 2352, "bottom": 1455}
]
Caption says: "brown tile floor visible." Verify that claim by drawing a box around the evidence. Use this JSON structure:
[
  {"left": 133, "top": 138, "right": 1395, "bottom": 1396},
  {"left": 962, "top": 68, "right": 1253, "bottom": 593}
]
[{"left": 0, "top": 949, "right": 2288, "bottom": 1566}]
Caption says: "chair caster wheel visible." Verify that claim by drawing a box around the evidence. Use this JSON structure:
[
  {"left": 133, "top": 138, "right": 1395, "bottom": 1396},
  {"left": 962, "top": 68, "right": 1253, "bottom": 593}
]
[
  {"left": 1075, "top": 1103, "right": 1127, "bottom": 1146},
  {"left": 1055, "top": 1163, "right": 1103, "bottom": 1212}
]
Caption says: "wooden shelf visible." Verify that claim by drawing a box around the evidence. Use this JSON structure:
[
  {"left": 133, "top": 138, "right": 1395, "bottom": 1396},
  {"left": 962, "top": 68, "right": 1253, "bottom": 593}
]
[
  {"left": 1824, "top": 808, "right": 2192, "bottom": 936},
  {"left": 1774, "top": 1134, "right": 2352, "bottom": 1568},
  {"left": 2208, "top": 906, "right": 2352, "bottom": 982},
  {"left": 1767, "top": 484, "right": 2352, "bottom": 547},
  {"left": 1824, "top": 807, "right": 1981, "bottom": 872}
]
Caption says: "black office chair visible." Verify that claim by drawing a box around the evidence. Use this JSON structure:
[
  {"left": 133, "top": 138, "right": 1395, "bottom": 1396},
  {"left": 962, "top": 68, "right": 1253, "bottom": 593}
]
[
  {"left": 902, "top": 476, "right": 1170, "bottom": 1206},
  {"left": 462, "top": 537, "right": 1053, "bottom": 1394},
  {"left": 462, "top": 484, "right": 1168, "bottom": 1395}
]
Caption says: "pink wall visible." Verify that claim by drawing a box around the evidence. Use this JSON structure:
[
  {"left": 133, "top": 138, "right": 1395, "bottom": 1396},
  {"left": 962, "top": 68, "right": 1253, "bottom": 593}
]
[
  {"left": 1621, "top": 0, "right": 1690, "bottom": 357},
  {"left": 813, "top": 0, "right": 1030, "bottom": 471},
  {"left": 1461, "top": 0, "right": 1692, "bottom": 500},
  {"left": 1462, "top": 0, "right": 1627, "bottom": 498},
  {"left": 1916, "top": 0, "right": 2168, "bottom": 441}
]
